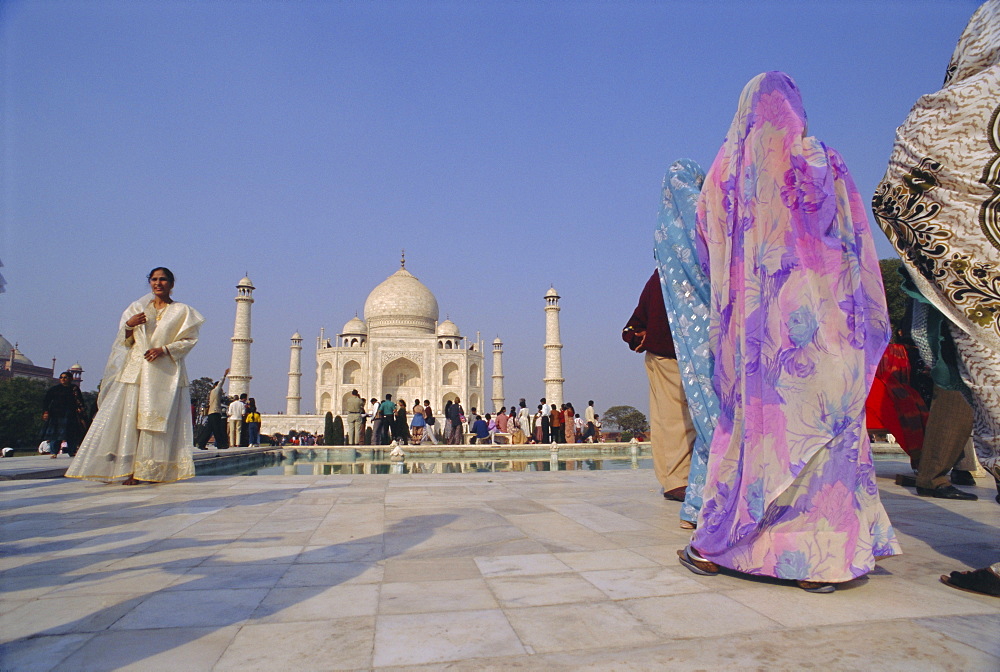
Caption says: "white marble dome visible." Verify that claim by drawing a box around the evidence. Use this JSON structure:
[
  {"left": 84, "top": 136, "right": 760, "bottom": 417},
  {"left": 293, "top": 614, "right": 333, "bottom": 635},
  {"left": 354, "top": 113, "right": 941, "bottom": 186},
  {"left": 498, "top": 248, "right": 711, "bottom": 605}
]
[
  {"left": 342, "top": 316, "right": 367, "bottom": 335},
  {"left": 437, "top": 319, "right": 460, "bottom": 337},
  {"left": 0, "top": 334, "right": 32, "bottom": 365},
  {"left": 364, "top": 266, "right": 439, "bottom": 335}
]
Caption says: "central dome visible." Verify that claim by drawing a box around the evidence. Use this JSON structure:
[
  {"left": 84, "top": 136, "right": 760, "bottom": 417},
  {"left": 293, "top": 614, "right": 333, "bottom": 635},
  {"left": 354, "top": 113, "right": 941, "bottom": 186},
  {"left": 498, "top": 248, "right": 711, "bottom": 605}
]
[{"left": 363, "top": 266, "right": 439, "bottom": 335}]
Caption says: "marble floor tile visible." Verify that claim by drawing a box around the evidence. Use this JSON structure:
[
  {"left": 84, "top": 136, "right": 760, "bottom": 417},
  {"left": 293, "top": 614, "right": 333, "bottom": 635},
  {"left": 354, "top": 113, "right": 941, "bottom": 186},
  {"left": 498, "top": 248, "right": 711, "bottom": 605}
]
[
  {"left": 251, "top": 583, "right": 379, "bottom": 622},
  {"left": 622, "top": 591, "right": 781, "bottom": 638},
  {"left": 214, "top": 618, "right": 375, "bottom": 671},
  {"left": 110, "top": 588, "right": 269, "bottom": 629},
  {"left": 165, "top": 562, "right": 290, "bottom": 591},
  {"left": 487, "top": 573, "right": 608, "bottom": 608},
  {"left": 504, "top": 602, "right": 661, "bottom": 654},
  {"left": 48, "top": 568, "right": 187, "bottom": 597},
  {"left": 277, "top": 560, "right": 383, "bottom": 587},
  {"left": 294, "top": 541, "right": 384, "bottom": 564},
  {"left": 474, "top": 553, "right": 573, "bottom": 577},
  {"left": 554, "top": 548, "right": 660, "bottom": 572},
  {"left": 373, "top": 609, "right": 524, "bottom": 667},
  {"left": 50, "top": 625, "right": 239, "bottom": 672},
  {"left": 382, "top": 556, "right": 482, "bottom": 583},
  {"left": 0, "top": 632, "right": 95, "bottom": 672},
  {"left": 725, "top": 572, "right": 1000, "bottom": 628},
  {"left": 916, "top": 613, "right": 1000, "bottom": 658},
  {"left": 508, "top": 512, "right": 621, "bottom": 552},
  {"left": 0, "top": 594, "right": 144, "bottom": 643},
  {"left": 543, "top": 502, "right": 650, "bottom": 533},
  {"left": 206, "top": 544, "right": 303, "bottom": 565},
  {"left": 380, "top": 577, "right": 498, "bottom": 614},
  {"left": 581, "top": 566, "right": 706, "bottom": 600}
]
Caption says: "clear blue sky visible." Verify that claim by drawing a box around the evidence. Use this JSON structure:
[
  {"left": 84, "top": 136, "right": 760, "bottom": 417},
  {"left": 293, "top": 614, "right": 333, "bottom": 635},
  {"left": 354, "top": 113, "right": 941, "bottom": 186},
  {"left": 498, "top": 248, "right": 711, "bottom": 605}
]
[{"left": 1, "top": 0, "right": 980, "bottom": 417}]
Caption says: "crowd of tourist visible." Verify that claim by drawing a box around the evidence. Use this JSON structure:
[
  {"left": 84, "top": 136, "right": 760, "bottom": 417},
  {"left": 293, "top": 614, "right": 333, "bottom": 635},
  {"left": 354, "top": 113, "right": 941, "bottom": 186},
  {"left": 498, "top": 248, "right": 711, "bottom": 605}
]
[{"left": 42, "top": 0, "right": 998, "bottom": 600}]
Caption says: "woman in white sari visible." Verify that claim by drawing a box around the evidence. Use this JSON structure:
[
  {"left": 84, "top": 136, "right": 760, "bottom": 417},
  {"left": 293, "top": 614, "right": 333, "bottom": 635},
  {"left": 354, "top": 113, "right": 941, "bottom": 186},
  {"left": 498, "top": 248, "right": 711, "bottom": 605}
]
[{"left": 67, "top": 267, "right": 204, "bottom": 484}]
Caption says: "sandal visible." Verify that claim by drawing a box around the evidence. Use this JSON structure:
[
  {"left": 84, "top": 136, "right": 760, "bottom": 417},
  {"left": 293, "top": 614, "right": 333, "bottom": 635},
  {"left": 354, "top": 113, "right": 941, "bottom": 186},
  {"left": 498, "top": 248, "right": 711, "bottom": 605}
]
[
  {"left": 939, "top": 567, "right": 1000, "bottom": 597},
  {"left": 797, "top": 580, "right": 836, "bottom": 593},
  {"left": 677, "top": 545, "right": 718, "bottom": 576},
  {"left": 679, "top": 520, "right": 697, "bottom": 530},
  {"left": 121, "top": 476, "right": 149, "bottom": 486}
]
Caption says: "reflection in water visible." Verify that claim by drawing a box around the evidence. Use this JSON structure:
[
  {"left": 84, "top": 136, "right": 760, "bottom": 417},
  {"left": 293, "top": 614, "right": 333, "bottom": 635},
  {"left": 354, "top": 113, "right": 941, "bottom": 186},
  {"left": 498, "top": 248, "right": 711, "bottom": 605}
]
[{"left": 198, "top": 445, "right": 655, "bottom": 477}]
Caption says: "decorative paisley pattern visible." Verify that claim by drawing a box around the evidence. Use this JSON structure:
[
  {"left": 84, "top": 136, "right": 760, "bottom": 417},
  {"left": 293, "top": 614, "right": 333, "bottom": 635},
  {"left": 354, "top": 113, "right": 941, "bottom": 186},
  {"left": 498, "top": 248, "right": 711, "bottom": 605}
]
[{"left": 873, "top": 0, "right": 1000, "bottom": 464}]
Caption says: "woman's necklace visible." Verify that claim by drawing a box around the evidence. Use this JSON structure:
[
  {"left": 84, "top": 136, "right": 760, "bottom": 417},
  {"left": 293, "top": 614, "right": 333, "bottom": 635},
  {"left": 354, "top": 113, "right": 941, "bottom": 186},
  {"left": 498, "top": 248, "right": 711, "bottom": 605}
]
[{"left": 155, "top": 304, "right": 169, "bottom": 321}]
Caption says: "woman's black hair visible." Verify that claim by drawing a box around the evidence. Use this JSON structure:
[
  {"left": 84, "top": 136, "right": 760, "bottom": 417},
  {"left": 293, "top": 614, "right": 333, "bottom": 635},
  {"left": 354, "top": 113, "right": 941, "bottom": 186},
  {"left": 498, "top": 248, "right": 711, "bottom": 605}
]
[{"left": 147, "top": 267, "right": 175, "bottom": 284}]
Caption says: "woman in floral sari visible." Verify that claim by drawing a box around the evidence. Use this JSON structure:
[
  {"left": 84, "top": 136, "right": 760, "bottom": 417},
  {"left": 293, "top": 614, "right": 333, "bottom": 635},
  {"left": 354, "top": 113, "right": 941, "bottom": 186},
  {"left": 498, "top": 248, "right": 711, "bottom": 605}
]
[{"left": 678, "top": 72, "right": 901, "bottom": 592}]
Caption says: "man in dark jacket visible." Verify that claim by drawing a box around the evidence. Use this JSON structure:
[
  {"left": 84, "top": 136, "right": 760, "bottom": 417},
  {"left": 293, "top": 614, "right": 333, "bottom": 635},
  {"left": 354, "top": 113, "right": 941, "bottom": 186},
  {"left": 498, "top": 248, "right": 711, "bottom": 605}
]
[{"left": 41, "top": 372, "right": 90, "bottom": 458}]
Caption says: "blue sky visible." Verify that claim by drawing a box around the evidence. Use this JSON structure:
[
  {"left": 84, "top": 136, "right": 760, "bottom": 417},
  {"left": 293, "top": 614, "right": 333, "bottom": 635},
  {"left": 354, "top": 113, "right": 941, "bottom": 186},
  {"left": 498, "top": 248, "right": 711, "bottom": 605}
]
[{"left": 1, "top": 0, "right": 980, "bottom": 416}]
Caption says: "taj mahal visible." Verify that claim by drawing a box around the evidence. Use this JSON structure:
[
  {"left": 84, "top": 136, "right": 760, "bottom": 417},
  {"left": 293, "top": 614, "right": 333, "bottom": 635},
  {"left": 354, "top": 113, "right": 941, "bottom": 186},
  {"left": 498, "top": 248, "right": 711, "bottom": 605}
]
[{"left": 245, "top": 257, "right": 566, "bottom": 436}]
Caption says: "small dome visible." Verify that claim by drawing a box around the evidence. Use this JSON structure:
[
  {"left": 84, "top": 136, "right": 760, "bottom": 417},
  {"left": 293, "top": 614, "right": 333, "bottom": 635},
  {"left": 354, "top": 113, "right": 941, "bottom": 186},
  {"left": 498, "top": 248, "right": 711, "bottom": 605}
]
[
  {"left": 363, "top": 266, "right": 439, "bottom": 335},
  {"left": 0, "top": 335, "right": 33, "bottom": 365},
  {"left": 493, "top": 336, "right": 503, "bottom": 344},
  {"left": 341, "top": 317, "right": 367, "bottom": 335},
  {"left": 68, "top": 363, "right": 83, "bottom": 371},
  {"left": 545, "top": 286, "right": 559, "bottom": 298},
  {"left": 237, "top": 276, "right": 254, "bottom": 288},
  {"left": 437, "top": 319, "right": 460, "bottom": 337},
  {"left": 291, "top": 331, "right": 303, "bottom": 340}
]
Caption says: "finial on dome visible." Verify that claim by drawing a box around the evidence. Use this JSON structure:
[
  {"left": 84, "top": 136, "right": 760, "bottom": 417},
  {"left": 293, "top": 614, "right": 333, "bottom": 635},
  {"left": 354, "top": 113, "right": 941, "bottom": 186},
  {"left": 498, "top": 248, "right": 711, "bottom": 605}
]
[{"left": 400, "top": 250, "right": 406, "bottom": 269}]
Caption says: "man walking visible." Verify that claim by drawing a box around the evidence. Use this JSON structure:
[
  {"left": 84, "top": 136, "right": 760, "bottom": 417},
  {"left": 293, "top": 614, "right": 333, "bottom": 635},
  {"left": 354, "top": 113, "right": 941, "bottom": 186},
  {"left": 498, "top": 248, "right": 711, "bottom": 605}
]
[{"left": 41, "top": 371, "right": 90, "bottom": 458}]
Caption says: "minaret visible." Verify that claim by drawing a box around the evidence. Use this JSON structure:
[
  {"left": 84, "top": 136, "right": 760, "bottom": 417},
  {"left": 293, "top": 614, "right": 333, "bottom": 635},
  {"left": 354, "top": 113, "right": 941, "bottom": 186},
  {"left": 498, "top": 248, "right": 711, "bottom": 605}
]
[
  {"left": 286, "top": 332, "right": 303, "bottom": 415},
  {"left": 228, "top": 276, "right": 255, "bottom": 398},
  {"left": 491, "top": 336, "right": 504, "bottom": 412},
  {"left": 543, "top": 286, "right": 564, "bottom": 406}
]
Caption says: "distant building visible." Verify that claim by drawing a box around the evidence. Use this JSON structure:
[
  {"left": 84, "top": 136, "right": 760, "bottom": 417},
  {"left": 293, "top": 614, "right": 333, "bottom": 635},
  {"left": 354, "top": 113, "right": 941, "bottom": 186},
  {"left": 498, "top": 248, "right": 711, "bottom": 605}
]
[
  {"left": 261, "top": 258, "right": 488, "bottom": 436},
  {"left": 0, "top": 334, "right": 57, "bottom": 383}
]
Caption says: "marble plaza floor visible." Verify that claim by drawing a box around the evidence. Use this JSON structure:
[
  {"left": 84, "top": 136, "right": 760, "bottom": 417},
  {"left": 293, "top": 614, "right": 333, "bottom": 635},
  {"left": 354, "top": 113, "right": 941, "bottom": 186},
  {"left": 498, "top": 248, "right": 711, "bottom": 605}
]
[{"left": 1, "top": 459, "right": 998, "bottom": 671}]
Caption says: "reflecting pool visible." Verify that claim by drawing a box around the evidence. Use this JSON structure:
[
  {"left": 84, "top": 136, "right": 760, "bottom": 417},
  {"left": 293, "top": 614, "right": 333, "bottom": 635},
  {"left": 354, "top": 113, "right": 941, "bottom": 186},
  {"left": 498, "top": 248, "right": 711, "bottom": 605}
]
[{"left": 196, "top": 444, "right": 654, "bottom": 476}]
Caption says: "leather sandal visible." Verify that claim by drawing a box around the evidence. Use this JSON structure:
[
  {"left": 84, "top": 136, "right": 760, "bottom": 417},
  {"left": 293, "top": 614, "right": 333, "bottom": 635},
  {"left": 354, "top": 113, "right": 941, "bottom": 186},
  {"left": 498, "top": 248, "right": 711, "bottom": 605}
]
[
  {"left": 940, "top": 567, "right": 1000, "bottom": 597},
  {"left": 797, "top": 580, "right": 835, "bottom": 593},
  {"left": 677, "top": 545, "right": 718, "bottom": 576}
]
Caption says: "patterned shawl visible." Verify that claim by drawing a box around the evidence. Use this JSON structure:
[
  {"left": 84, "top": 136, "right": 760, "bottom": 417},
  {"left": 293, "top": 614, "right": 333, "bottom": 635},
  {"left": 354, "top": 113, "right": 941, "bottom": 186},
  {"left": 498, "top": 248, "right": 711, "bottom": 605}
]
[
  {"left": 653, "top": 159, "right": 718, "bottom": 524},
  {"left": 872, "top": 0, "right": 1000, "bottom": 354},
  {"left": 691, "top": 72, "right": 898, "bottom": 582}
]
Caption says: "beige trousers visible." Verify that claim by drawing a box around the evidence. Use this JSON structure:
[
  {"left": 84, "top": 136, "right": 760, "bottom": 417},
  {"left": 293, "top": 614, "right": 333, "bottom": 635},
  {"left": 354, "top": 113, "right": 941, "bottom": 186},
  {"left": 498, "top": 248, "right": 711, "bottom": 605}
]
[
  {"left": 228, "top": 419, "right": 243, "bottom": 448},
  {"left": 645, "top": 353, "right": 696, "bottom": 491}
]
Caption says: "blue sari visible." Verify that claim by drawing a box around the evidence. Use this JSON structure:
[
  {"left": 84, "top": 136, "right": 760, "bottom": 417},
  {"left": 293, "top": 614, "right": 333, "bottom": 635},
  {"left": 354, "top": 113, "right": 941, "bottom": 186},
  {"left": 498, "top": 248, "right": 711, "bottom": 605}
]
[{"left": 653, "top": 159, "right": 718, "bottom": 524}]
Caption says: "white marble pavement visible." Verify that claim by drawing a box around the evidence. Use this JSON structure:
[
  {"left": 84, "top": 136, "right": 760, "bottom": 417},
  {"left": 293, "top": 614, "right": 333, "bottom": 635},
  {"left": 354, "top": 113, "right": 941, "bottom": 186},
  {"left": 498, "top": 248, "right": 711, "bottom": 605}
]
[{"left": 0, "top": 460, "right": 997, "bottom": 671}]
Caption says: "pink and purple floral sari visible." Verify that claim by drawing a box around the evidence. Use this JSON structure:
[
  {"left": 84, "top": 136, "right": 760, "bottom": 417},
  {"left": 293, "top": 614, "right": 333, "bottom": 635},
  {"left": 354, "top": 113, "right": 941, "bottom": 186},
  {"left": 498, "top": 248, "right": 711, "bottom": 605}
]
[{"left": 691, "top": 72, "right": 901, "bottom": 583}]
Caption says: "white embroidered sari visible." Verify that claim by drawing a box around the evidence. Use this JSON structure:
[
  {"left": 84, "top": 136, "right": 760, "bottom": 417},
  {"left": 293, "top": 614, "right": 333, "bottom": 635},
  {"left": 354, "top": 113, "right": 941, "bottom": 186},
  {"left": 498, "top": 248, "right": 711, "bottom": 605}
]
[{"left": 67, "top": 294, "right": 204, "bottom": 483}]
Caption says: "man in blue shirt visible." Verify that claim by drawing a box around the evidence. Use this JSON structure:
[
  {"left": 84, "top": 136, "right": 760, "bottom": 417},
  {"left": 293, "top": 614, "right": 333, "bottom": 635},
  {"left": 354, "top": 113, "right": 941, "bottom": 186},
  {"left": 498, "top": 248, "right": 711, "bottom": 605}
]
[
  {"left": 471, "top": 415, "right": 490, "bottom": 444},
  {"left": 375, "top": 394, "right": 396, "bottom": 445}
]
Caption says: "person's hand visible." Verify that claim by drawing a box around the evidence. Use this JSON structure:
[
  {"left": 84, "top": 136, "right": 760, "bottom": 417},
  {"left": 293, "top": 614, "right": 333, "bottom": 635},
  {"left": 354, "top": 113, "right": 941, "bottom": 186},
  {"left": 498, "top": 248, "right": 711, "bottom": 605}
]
[
  {"left": 635, "top": 329, "right": 648, "bottom": 353},
  {"left": 144, "top": 347, "right": 165, "bottom": 362},
  {"left": 126, "top": 313, "right": 147, "bottom": 328}
]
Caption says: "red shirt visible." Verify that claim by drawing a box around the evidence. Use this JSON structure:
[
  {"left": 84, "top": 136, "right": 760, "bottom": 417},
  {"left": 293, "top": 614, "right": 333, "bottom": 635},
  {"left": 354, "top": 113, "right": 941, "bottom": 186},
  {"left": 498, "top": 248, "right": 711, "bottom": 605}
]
[{"left": 623, "top": 270, "right": 676, "bottom": 359}]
